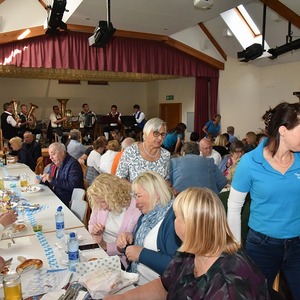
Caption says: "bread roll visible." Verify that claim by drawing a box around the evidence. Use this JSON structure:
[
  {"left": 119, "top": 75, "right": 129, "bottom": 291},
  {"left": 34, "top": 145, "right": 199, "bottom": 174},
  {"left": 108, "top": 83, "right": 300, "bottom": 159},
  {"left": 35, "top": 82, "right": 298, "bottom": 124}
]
[{"left": 16, "top": 259, "right": 43, "bottom": 273}]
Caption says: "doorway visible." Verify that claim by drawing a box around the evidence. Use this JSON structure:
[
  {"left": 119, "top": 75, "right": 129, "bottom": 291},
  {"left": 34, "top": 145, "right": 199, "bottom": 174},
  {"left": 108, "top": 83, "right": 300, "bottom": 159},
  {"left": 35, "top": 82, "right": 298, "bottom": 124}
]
[{"left": 159, "top": 103, "right": 182, "bottom": 131}]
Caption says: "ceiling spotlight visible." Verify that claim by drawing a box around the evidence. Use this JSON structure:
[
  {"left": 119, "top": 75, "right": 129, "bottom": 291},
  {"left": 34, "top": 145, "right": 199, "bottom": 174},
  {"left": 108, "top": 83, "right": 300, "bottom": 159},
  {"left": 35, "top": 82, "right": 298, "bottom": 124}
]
[
  {"left": 237, "top": 43, "right": 264, "bottom": 62},
  {"left": 88, "top": 0, "right": 116, "bottom": 48},
  {"left": 194, "top": 0, "right": 214, "bottom": 10},
  {"left": 46, "top": 0, "right": 68, "bottom": 34},
  {"left": 88, "top": 21, "right": 116, "bottom": 48}
]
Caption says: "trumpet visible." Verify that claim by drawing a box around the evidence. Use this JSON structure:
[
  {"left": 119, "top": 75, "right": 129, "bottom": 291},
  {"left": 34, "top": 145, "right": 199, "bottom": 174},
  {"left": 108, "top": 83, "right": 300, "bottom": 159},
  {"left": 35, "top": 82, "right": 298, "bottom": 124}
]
[
  {"left": 27, "top": 103, "right": 39, "bottom": 130},
  {"left": 10, "top": 100, "right": 20, "bottom": 121}
]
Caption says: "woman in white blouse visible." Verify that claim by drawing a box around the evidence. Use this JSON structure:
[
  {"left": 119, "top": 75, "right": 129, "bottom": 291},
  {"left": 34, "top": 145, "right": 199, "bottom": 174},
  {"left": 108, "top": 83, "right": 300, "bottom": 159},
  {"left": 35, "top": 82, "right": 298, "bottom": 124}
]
[{"left": 86, "top": 138, "right": 107, "bottom": 185}]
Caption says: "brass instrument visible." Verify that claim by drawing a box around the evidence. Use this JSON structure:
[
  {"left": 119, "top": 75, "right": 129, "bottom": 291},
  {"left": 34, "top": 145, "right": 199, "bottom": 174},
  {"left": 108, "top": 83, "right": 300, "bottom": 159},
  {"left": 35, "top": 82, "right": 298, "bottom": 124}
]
[
  {"left": 27, "top": 103, "right": 39, "bottom": 130},
  {"left": 10, "top": 100, "right": 20, "bottom": 121},
  {"left": 57, "top": 99, "right": 73, "bottom": 130}
]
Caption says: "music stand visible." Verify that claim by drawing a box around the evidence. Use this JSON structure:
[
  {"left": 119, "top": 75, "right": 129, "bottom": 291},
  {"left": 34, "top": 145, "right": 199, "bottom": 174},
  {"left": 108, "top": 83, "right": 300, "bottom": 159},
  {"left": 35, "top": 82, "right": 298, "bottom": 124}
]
[
  {"left": 96, "top": 115, "right": 111, "bottom": 125},
  {"left": 120, "top": 115, "right": 136, "bottom": 128}
]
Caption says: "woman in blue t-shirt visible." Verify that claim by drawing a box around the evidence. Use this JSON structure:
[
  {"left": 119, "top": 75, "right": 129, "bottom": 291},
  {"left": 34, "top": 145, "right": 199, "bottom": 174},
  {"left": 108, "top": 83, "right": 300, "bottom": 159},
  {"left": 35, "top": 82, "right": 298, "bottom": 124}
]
[
  {"left": 162, "top": 123, "right": 186, "bottom": 154},
  {"left": 202, "top": 114, "right": 221, "bottom": 138},
  {"left": 228, "top": 102, "right": 300, "bottom": 300}
]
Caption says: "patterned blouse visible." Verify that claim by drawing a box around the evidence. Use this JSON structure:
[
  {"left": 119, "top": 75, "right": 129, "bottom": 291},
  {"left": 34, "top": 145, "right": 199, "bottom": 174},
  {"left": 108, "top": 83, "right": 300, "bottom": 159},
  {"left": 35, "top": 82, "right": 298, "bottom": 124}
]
[
  {"left": 161, "top": 251, "right": 270, "bottom": 300},
  {"left": 116, "top": 143, "right": 170, "bottom": 182}
]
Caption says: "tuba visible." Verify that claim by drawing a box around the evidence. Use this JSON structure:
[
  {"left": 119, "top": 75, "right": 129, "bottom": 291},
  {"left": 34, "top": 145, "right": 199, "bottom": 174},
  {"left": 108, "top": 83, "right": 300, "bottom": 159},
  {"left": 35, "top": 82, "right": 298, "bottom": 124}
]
[
  {"left": 27, "top": 103, "right": 39, "bottom": 130},
  {"left": 10, "top": 100, "right": 20, "bottom": 121},
  {"left": 57, "top": 99, "right": 73, "bottom": 130}
]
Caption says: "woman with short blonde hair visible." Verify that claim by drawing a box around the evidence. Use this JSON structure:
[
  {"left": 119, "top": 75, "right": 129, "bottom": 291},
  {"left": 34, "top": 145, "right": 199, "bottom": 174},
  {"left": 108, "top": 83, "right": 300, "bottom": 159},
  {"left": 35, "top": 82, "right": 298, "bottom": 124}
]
[
  {"left": 88, "top": 173, "right": 141, "bottom": 267},
  {"left": 132, "top": 171, "right": 172, "bottom": 210}
]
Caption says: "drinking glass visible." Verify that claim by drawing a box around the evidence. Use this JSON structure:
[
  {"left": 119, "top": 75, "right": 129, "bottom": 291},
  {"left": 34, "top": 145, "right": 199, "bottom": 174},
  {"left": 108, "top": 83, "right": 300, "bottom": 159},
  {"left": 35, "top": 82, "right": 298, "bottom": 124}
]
[
  {"left": 20, "top": 173, "right": 29, "bottom": 188},
  {"left": 3, "top": 274, "right": 22, "bottom": 300}
]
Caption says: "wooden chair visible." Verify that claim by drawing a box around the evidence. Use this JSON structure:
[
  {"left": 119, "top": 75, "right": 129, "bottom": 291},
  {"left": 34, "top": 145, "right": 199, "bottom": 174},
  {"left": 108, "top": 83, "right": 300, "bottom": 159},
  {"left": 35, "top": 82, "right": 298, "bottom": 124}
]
[
  {"left": 35, "top": 156, "right": 44, "bottom": 175},
  {"left": 80, "top": 162, "right": 87, "bottom": 178}
]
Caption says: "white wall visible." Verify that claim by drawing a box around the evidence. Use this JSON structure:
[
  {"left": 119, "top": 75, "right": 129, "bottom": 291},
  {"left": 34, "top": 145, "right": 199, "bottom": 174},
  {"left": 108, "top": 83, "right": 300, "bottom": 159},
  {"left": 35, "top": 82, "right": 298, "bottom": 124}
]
[
  {"left": 0, "top": 58, "right": 299, "bottom": 140},
  {"left": 220, "top": 58, "right": 300, "bottom": 139},
  {"left": 0, "top": 78, "right": 147, "bottom": 120}
]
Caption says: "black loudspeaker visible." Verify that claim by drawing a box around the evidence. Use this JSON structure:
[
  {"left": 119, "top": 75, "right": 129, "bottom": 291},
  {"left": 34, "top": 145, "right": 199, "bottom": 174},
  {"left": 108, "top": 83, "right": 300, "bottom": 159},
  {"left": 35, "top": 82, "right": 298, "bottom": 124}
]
[
  {"left": 237, "top": 43, "right": 264, "bottom": 62},
  {"left": 88, "top": 21, "right": 116, "bottom": 48},
  {"left": 46, "top": 0, "right": 67, "bottom": 34}
]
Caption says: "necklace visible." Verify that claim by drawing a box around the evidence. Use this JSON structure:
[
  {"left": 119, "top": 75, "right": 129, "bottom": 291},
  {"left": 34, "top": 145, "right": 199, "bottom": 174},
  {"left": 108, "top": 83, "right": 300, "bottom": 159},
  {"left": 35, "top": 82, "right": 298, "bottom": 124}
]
[{"left": 142, "top": 142, "right": 159, "bottom": 158}]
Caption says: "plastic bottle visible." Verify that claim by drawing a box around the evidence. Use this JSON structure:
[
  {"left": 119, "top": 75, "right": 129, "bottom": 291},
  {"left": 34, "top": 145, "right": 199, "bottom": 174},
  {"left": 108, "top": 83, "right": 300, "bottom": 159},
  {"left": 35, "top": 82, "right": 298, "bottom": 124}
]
[
  {"left": 2, "top": 152, "right": 7, "bottom": 165},
  {"left": 55, "top": 206, "right": 65, "bottom": 240},
  {"left": 67, "top": 232, "right": 79, "bottom": 271}
]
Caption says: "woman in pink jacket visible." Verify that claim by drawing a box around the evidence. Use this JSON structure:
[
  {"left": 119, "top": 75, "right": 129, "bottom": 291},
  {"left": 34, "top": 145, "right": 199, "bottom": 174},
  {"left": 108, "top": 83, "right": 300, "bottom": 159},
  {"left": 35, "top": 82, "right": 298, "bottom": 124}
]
[{"left": 87, "top": 173, "right": 141, "bottom": 268}]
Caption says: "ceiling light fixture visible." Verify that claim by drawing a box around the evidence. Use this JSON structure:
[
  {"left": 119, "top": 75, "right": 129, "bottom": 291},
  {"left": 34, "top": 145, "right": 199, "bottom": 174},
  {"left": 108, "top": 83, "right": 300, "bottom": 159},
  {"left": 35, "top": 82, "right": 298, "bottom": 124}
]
[
  {"left": 193, "top": 0, "right": 213, "bottom": 10},
  {"left": 46, "top": 0, "right": 68, "bottom": 35},
  {"left": 88, "top": 0, "right": 116, "bottom": 48}
]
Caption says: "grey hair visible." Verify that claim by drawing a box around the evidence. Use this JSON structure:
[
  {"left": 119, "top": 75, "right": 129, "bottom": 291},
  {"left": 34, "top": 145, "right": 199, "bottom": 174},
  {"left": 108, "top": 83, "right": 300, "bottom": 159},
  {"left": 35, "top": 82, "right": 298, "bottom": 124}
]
[
  {"left": 69, "top": 129, "right": 81, "bottom": 140},
  {"left": 121, "top": 137, "right": 135, "bottom": 150},
  {"left": 143, "top": 118, "right": 166, "bottom": 140},
  {"left": 181, "top": 142, "right": 200, "bottom": 156},
  {"left": 49, "top": 142, "right": 66, "bottom": 152}
]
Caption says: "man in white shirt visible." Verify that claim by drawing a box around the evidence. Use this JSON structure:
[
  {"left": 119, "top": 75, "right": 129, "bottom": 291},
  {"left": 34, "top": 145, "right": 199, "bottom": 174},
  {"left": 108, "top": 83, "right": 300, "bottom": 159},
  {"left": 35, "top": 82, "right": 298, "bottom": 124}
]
[
  {"left": 0, "top": 102, "right": 24, "bottom": 140},
  {"left": 199, "top": 137, "right": 221, "bottom": 166},
  {"left": 78, "top": 103, "right": 96, "bottom": 143},
  {"left": 133, "top": 104, "right": 146, "bottom": 130},
  {"left": 49, "top": 105, "right": 67, "bottom": 143}
]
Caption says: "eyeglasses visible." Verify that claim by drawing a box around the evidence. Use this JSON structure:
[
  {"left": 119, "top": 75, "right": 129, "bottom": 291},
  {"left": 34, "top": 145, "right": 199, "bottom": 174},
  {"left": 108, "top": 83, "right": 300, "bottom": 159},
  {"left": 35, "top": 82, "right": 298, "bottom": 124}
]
[{"left": 153, "top": 131, "right": 167, "bottom": 138}]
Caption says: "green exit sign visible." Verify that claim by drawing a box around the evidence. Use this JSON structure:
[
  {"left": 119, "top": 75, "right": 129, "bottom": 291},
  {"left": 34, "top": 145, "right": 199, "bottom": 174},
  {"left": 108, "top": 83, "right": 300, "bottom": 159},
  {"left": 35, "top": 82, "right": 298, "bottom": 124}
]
[{"left": 166, "top": 95, "right": 174, "bottom": 100}]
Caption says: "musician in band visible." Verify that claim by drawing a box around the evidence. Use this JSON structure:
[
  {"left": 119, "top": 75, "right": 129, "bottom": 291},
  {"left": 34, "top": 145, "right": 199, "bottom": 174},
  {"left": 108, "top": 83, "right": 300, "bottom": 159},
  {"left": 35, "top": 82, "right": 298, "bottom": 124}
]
[
  {"left": 18, "top": 104, "right": 41, "bottom": 140},
  {"left": 78, "top": 103, "right": 96, "bottom": 143},
  {"left": 133, "top": 104, "right": 146, "bottom": 130},
  {"left": 1, "top": 102, "right": 26, "bottom": 140},
  {"left": 104, "top": 104, "right": 122, "bottom": 140},
  {"left": 49, "top": 105, "right": 67, "bottom": 143}
]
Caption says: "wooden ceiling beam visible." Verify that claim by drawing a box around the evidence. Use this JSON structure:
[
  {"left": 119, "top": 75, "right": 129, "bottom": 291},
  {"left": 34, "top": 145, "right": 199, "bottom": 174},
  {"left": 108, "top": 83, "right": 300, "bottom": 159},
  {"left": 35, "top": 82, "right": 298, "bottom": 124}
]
[
  {"left": 198, "top": 22, "right": 227, "bottom": 61},
  {"left": 259, "top": 0, "right": 300, "bottom": 29}
]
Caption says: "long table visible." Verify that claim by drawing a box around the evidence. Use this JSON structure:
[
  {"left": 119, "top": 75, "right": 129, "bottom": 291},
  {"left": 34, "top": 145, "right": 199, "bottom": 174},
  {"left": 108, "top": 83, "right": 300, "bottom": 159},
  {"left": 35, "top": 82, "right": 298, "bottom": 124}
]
[{"left": 0, "top": 163, "right": 108, "bottom": 299}]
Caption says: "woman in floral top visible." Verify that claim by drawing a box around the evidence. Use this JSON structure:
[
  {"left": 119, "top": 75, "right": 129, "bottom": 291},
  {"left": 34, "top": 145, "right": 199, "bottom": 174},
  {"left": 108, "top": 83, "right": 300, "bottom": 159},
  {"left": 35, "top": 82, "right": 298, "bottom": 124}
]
[
  {"left": 104, "top": 188, "right": 270, "bottom": 300},
  {"left": 116, "top": 118, "right": 170, "bottom": 182}
]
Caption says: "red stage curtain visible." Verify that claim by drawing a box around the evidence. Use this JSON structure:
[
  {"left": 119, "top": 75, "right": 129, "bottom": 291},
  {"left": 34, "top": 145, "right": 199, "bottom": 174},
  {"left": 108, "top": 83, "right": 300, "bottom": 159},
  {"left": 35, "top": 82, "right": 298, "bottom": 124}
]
[
  {"left": 194, "top": 76, "right": 219, "bottom": 137},
  {"left": 0, "top": 32, "right": 219, "bottom": 78}
]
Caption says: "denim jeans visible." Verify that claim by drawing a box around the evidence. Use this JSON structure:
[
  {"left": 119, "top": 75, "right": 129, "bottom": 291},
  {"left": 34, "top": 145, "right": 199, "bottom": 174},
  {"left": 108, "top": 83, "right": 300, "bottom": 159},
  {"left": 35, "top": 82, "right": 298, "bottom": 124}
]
[{"left": 246, "top": 229, "right": 300, "bottom": 300}]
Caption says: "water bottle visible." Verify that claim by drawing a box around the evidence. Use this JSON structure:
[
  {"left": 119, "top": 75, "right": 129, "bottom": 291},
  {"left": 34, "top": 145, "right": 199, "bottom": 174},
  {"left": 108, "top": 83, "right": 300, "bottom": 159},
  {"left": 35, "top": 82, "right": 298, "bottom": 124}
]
[
  {"left": 67, "top": 232, "right": 79, "bottom": 271},
  {"left": 55, "top": 206, "right": 65, "bottom": 240}
]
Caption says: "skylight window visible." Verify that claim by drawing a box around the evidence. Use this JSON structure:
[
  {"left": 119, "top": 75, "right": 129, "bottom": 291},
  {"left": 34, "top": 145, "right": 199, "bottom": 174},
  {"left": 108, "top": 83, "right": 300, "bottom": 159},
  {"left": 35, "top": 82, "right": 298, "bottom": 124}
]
[{"left": 221, "top": 4, "right": 270, "bottom": 56}]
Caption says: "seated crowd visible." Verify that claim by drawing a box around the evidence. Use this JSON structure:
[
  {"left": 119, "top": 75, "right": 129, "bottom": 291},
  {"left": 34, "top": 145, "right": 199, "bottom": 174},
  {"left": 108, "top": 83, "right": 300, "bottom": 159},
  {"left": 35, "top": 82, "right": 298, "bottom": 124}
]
[{"left": 2, "top": 102, "right": 295, "bottom": 299}]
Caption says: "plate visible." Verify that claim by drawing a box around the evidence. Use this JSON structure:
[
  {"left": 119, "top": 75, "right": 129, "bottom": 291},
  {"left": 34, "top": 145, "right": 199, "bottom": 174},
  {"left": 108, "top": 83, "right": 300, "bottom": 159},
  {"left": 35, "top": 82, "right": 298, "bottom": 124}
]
[
  {"left": 13, "top": 223, "right": 26, "bottom": 233},
  {"left": 0, "top": 255, "right": 36, "bottom": 275},
  {"left": 21, "top": 186, "right": 41, "bottom": 193},
  {"left": 4, "top": 222, "right": 27, "bottom": 235}
]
